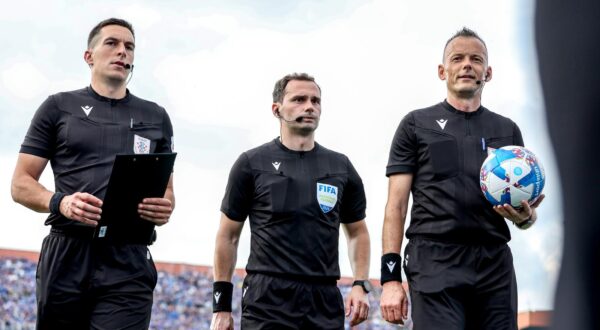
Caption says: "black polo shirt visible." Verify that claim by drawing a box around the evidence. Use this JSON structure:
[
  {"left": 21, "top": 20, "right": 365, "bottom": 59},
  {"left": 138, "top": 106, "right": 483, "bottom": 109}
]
[
  {"left": 221, "top": 138, "right": 367, "bottom": 279},
  {"left": 20, "top": 86, "right": 174, "bottom": 227},
  {"left": 387, "top": 101, "right": 524, "bottom": 244}
]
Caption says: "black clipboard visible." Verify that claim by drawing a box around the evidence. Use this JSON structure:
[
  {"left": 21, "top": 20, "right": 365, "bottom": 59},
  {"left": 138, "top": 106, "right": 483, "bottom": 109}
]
[{"left": 94, "top": 153, "right": 177, "bottom": 244}]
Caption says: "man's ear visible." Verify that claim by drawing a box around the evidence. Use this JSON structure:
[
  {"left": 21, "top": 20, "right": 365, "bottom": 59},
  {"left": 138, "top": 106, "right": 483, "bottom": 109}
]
[
  {"left": 484, "top": 66, "right": 493, "bottom": 82},
  {"left": 84, "top": 50, "right": 93, "bottom": 68},
  {"left": 438, "top": 64, "right": 446, "bottom": 81}
]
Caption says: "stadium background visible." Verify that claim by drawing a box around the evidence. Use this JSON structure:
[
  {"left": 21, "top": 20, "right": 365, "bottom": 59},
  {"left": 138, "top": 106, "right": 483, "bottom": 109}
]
[{"left": 0, "top": 249, "right": 550, "bottom": 329}]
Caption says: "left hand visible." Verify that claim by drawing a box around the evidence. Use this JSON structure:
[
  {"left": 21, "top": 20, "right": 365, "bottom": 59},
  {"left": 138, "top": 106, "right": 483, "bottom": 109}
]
[
  {"left": 345, "top": 285, "right": 370, "bottom": 326},
  {"left": 493, "top": 194, "right": 545, "bottom": 225},
  {"left": 138, "top": 197, "right": 173, "bottom": 226}
]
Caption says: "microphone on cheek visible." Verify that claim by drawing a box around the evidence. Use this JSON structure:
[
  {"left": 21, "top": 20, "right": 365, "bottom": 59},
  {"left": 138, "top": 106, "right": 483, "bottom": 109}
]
[{"left": 476, "top": 74, "right": 488, "bottom": 85}]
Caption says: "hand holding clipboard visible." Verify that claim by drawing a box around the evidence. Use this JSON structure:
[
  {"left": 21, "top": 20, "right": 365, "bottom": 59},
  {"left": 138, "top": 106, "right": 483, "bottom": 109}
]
[{"left": 95, "top": 153, "right": 176, "bottom": 244}]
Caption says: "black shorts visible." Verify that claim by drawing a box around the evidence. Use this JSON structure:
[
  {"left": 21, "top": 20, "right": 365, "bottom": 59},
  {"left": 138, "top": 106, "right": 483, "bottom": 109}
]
[
  {"left": 241, "top": 273, "right": 344, "bottom": 330},
  {"left": 404, "top": 238, "right": 518, "bottom": 330},
  {"left": 36, "top": 227, "right": 158, "bottom": 330}
]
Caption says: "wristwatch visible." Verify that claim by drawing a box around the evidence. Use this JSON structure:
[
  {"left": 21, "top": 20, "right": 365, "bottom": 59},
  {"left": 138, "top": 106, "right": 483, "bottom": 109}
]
[
  {"left": 352, "top": 280, "right": 373, "bottom": 294},
  {"left": 514, "top": 215, "right": 535, "bottom": 230}
]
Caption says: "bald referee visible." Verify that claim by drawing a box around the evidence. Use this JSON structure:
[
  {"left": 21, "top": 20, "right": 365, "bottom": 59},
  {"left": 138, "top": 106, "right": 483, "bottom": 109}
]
[{"left": 211, "top": 73, "right": 371, "bottom": 330}]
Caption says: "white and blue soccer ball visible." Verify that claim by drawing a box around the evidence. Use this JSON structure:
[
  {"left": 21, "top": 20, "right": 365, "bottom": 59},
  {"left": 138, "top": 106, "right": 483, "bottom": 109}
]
[{"left": 480, "top": 145, "right": 545, "bottom": 208}]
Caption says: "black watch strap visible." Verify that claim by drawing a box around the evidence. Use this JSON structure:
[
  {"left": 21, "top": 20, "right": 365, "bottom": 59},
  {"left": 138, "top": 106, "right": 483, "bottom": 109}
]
[{"left": 352, "top": 280, "right": 372, "bottom": 293}]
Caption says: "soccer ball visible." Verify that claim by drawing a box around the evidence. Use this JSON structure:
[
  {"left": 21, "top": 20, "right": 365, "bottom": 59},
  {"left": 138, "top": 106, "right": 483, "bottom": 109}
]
[{"left": 479, "top": 145, "right": 545, "bottom": 208}]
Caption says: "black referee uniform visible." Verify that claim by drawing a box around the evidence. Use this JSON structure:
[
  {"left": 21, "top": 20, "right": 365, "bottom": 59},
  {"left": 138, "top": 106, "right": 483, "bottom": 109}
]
[
  {"left": 21, "top": 86, "right": 174, "bottom": 329},
  {"left": 387, "top": 100, "right": 523, "bottom": 329},
  {"left": 221, "top": 138, "right": 366, "bottom": 329}
]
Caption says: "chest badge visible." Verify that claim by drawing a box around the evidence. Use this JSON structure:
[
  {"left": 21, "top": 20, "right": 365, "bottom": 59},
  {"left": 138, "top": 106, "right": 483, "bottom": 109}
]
[
  {"left": 436, "top": 119, "right": 448, "bottom": 130},
  {"left": 316, "top": 182, "right": 338, "bottom": 213},
  {"left": 133, "top": 134, "right": 151, "bottom": 154}
]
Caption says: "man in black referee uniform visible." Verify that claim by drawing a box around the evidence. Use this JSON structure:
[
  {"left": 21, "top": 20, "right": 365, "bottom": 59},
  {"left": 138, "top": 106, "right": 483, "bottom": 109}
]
[
  {"left": 379, "top": 28, "right": 545, "bottom": 329},
  {"left": 11, "top": 18, "right": 175, "bottom": 329},
  {"left": 210, "top": 73, "right": 371, "bottom": 330}
]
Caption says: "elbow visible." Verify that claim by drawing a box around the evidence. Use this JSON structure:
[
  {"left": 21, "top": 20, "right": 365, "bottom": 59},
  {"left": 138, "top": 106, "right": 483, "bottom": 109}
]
[
  {"left": 228, "top": 234, "right": 240, "bottom": 247},
  {"left": 10, "top": 179, "right": 22, "bottom": 204}
]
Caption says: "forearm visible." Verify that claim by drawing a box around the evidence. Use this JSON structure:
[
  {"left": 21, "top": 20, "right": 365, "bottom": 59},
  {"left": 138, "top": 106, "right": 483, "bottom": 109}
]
[
  {"left": 213, "top": 218, "right": 242, "bottom": 281},
  {"left": 11, "top": 173, "right": 53, "bottom": 213},
  {"left": 347, "top": 226, "right": 370, "bottom": 280},
  {"left": 213, "top": 241, "right": 237, "bottom": 281},
  {"left": 382, "top": 202, "right": 407, "bottom": 254}
]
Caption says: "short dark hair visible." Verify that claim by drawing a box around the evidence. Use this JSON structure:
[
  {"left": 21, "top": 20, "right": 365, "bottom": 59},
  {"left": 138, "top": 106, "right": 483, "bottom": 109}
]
[
  {"left": 443, "top": 27, "right": 487, "bottom": 60},
  {"left": 87, "top": 18, "right": 135, "bottom": 48},
  {"left": 272, "top": 73, "right": 321, "bottom": 103}
]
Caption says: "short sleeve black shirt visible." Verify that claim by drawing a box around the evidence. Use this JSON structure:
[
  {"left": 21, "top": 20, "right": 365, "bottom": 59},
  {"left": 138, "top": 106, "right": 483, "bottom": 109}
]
[
  {"left": 21, "top": 87, "right": 174, "bottom": 227},
  {"left": 221, "top": 138, "right": 367, "bottom": 279},
  {"left": 386, "top": 101, "right": 524, "bottom": 244}
]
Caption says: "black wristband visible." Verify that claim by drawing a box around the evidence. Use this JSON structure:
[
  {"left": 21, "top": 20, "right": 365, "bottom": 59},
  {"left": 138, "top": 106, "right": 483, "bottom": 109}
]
[
  {"left": 49, "top": 192, "right": 67, "bottom": 215},
  {"left": 212, "top": 281, "right": 234, "bottom": 312},
  {"left": 381, "top": 253, "right": 402, "bottom": 285}
]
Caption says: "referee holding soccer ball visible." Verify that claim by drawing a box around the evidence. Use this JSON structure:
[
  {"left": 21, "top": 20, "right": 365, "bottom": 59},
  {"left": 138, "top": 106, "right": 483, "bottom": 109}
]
[
  {"left": 380, "top": 28, "right": 545, "bottom": 329},
  {"left": 211, "top": 73, "right": 371, "bottom": 330}
]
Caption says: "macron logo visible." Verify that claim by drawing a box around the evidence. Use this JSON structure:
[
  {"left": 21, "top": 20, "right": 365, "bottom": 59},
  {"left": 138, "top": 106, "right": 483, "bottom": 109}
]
[
  {"left": 214, "top": 292, "right": 221, "bottom": 303},
  {"left": 272, "top": 161, "right": 281, "bottom": 171},
  {"left": 81, "top": 105, "right": 93, "bottom": 117},
  {"left": 386, "top": 261, "right": 396, "bottom": 273},
  {"left": 436, "top": 119, "right": 448, "bottom": 130}
]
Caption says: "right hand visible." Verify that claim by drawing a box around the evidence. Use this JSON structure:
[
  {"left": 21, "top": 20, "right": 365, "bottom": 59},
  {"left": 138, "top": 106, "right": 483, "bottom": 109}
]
[
  {"left": 211, "top": 312, "right": 234, "bottom": 330},
  {"left": 380, "top": 281, "right": 409, "bottom": 324},
  {"left": 59, "top": 192, "right": 103, "bottom": 226}
]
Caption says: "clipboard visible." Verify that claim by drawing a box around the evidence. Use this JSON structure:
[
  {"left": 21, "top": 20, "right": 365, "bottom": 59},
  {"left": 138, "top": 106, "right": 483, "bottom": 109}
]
[{"left": 94, "top": 153, "right": 177, "bottom": 244}]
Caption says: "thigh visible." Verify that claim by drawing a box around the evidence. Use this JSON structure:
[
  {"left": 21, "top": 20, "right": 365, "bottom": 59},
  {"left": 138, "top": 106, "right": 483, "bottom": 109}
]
[
  {"left": 89, "top": 285, "right": 154, "bottom": 330},
  {"left": 241, "top": 274, "right": 301, "bottom": 330},
  {"left": 409, "top": 286, "right": 468, "bottom": 330},
  {"left": 36, "top": 233, "right": 93, "bottom": 330},
  {"left": 303, "top": 284, "right": 344, "bottom": 330},
  {"left": 471, "top": 246, "right": 518, "bottom": 330},
  {"left": 89, "top": 244, "right": 157, "bottom": 330}
]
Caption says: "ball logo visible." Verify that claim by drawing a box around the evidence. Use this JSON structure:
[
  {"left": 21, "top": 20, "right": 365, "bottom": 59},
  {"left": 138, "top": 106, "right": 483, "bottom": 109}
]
[
  {"left": 316, "top": 183, "right": 338, "bottom": 213},
  {"left": 513, "top": 167, "right": 523, "bottom": 176}
]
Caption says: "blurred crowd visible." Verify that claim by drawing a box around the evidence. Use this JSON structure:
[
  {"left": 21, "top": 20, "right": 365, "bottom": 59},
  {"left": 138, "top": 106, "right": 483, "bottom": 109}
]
[{"left": 1, "top": 257, "right": 405, "bottom": 329}]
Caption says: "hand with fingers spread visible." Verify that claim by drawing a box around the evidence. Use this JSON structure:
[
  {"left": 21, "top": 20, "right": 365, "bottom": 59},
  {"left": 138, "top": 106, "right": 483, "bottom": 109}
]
[
  {"left": 380, "top": 281, "right": 408, "bottom": 325},
  {"left": 346, "top": 285, "right": 370, "bottom": 326},
  {"left": 138, "top": 197, "right": 173, "bottom": 226},
  {"left": 494, "top": 194, "right": 545, "bottom": 228},
  {"left": 59, "top": 192, "right": 103, "bottom": 226}
]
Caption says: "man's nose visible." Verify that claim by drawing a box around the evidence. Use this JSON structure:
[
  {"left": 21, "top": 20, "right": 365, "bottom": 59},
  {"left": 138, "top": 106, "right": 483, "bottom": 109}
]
[
  {"left": 116, "top": 42, "right": 127, "bottom": 57},
  {"left": 304, "top": 102, "right": 315, "bottom": 112}
]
